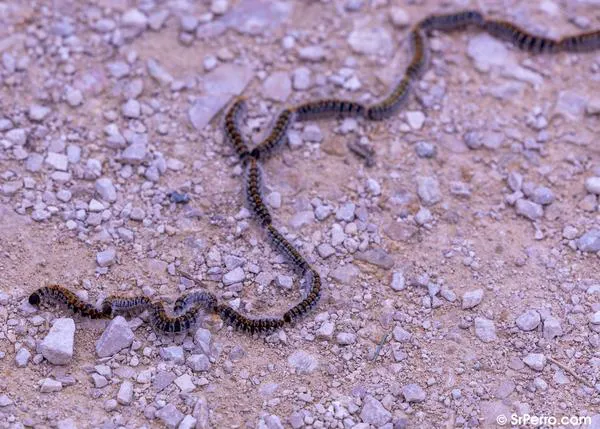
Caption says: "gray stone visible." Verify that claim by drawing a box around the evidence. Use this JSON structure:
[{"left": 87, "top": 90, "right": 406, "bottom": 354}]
[
  {"left": 179, "top": 415, "right": 197, "bottom": 429},
  {"left": 187, "top": 354, "right": 211, "bottom": 372},
  {"left": 467, "top": 34, "right": 509, "bottom": 72},
  {"left": 543, "top": 316, "right": 563, "bottom": 340},
  {"left": 39, "top": 318, "right": 75, "bottom": 365},
  {"left": 298, "top": 45, "right": 326, "bottom": 61},
  {"left": 416, "top": 176, "right": 441, "bottom": 205},
  {"left": 415, "top": 141, "right": 436, "bottom": 158},
  {"left": 289, "top": 210, "right": 314, "bottom": 229},
  {"left": 577, "top": 229, "right": 600, "bottom": 252},
  {"left": 45, "top": 152, "right": 68, "bottom": 171},
  {"left": 389, "top": 7, "right": 410, "bottom": 27},
  {"left": 316, "top": 321, "right": 335, "bottom": 339},
  {"left": 40, "top": 378, "right": 62, "bottom": 393},
  {"left": 287, "top": 350, "right": 318, "bottom": 374},
  {"left": 117, "top": 380, "right": 133, "bottom": 405},
  {"left": 292, "top": 67, "right": 311, "bottom": 90},
  {"left": 0, "top": 395, "right": 12, "bottom": 407},
  {"left": 336, "top": 203, "right": 356, "bottom": 221},
  {"left": 6, "top": 128, "right": 26, "bottom": 145},
  {"left": 523, "top": 353, "right": 546, "bottom": 371},
  {"left": 122, "top": 9, "right": 147, "bottom": 28},
  {"left": 585, "top": 177, "right": 600, "bottom": 195},
  {"left": 474, "top": 317, "right": 497, "bottom": 343},
  {"left": 401, "top": 384, "right": 426, "bottom": 403},
  {"left": 360, "top": 395, "right": 391, "bottom": 426},
  {"left": 393, "top": 326, "right": 411, "bottom": 342},
  {"left": 390, "top": 271, "right": 406, "bottom": 291},
  {"left": 355, "top": 248, "right": 394, "bottom": 269},
  {"left": 348, "top": 26, "right": 393, "bottom": 56},
  {"left": 263, "top": 71, "right": 291, "bottom": 102},
  {"left": 223, "top": 267, "right": 245, "bottom": 285},
  {"left": 96, "top": 248, "right": 116, "bottom": 267},
  {"left": 330, "top": 264, "right": 360, "bottom": 284},
  {"left": 65, "top": 88, "right": 83, "bottom": 107},
  {"left": 302, "top": 124, "right": 323, "bottom": 142},
  {"left": 15, "top": 347, "right": 31, "bottom": 367},
  {"left": 147, "top": 58, "right": 173, "bottom": 85},
  {"left": 26, "top": 153, "right": 44, "bottom": 171},
  {"left": 516, "top": 310, "right": 541, "bottom": 331},
  {"left": 336, "top": 332, "right": 356, "bottom": 345},
  {"left": 28, "top": 104, "right": 51, "bottom": 121},
  {"left": 95, "top": 178, "right": 116, "bottom": 202},
  {"left": 155, "top": 403, "right": 184, "bottom": 429},
  {"left": 515, "top": 199, "right": 543, "bottom": 220},
  {"left": 122, "top": 99, "right": 140, "bottom": 118},
  {"left": 160, "top": 346, "right": 185, "bottom": 364},
  {"left": 96, "top": 316, "right": 134, "bottom": 357},
  {"left": 317, "top": 243, "right": 336, "bottom": 258},
  {"left": 121, "top": 142, "right": 147, "bottom": 164},
  {"left": 531, "top": 187, "right": 554, "bottom": 205},
  {"left": 462, "top": 289, "right": 484, "bottom": 309},
  {"left": 276, "top": 275, "right": 293, "bottom": 290}
]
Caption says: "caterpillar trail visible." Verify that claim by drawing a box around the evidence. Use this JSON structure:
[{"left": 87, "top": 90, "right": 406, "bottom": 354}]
[
  {"left": 294, "top": 99, "right": 366, "bottom": 122},
  {"left": 224, "top": 96, "right": 250, "bottom": 159},
  {"left": 32, "top": 10, "right": 600, "bottom": 337},
  {"left": 418, "top": 10, "right": 484, "bottom": 32},
  {"left": 245, "top": 157, "right": 272, "bottom": 226},
  {"left": 249, "top": 109, "right": 295, "bottom": 160},
  {"left": 29, "top": 286, "right": 109, "bottom": 319}
]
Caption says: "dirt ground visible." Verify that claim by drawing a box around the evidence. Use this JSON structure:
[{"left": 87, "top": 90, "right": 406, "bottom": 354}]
[{"left": 0, "top": 0, "right": 599, "bottom": 428}]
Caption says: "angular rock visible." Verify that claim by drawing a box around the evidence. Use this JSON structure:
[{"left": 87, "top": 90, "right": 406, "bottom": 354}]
[
  {"left": 577, "top": 229, "right": 600, "bottom": 252},
  {"left": 39, "top": 318, "right": 75, "bottom": 365},
  {"left": 287, "top": 350, "right": 318, "bottom": 374},
  {"left": 474, "top": 317, "right": 497, "bottom": 343},
  {"left": 360, "top": 395, "right": 391, "bottom": 426},
  {"left": 401, "top": 384, "right": 426, "bottom": 403},
  {"left": 462, "top": 289, "right": 484, "bottom": 309},
  {"left": 516, "top": 310, "right": 541, "bottom": 331},
  {"left": 96, "top": 316, "right": 134, "bottom": 357},
  {"left": 523, "top": 353, "right": 546, "bottom": 371},
  {"left": 155, "top": 403, "right": 184, "bottom": 429}
]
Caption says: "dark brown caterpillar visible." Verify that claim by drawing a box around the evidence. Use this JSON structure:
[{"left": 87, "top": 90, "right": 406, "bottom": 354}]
[
  {"left": 29, "top": 285, "right": 109, "bottom": 319},
  {"left": 283, "top": 269, "right": 321, "bottom": 323},
  {"left": 406, "top": 28, "right": 429, "bottom": 79},
  {"left": 418, "top": 10, "right": 484, "bottom": 32},
  {"left": 148, "top": 301, "right": 204, "bottom": 334},
  {"left": 265, "top": 224, "right": 309, "bottom": 271},
  {"left": 294, "top": 99, "right": 366, "bottom": 122},
  {"left": 224, "top": 96, "right": 250, "bottom": 159},
  {"left": 366, "top": 76, "right": 412, "bottom": 121},
  {"left": 559, "top": 30, "right": 600, "bottom": 53},
  {"left": 245, "top": 157, "right": 273, "bottom": 226},
  {"left": 483, "top": 19, "right": 559, "bottom": 53},
  {"left": 249, "top": 109, "right": 294, "bottom": 160}
]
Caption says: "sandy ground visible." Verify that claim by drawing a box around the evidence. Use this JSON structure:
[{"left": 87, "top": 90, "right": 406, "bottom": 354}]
[{"left": 0, "top": 0, "right": 600, "bottom": 428}]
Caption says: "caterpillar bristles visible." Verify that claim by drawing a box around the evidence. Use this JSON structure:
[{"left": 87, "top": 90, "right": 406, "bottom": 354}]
[
  {"left": 418, "top": 10, "right": 484, "bottom": 32},
  {"left": 249, "top": 109, "right": 295, "bottom": 160},
  {"left": 29, "top": 285, "right": 108, "bottom": 319},
  {"left": 294, "top": 99, "right": 366, "bottom": 122}
]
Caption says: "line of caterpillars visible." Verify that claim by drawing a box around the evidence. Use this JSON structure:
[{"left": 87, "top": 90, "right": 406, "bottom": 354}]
[{"left": 30, "top": 10, "right": 600, "bottom": 334}]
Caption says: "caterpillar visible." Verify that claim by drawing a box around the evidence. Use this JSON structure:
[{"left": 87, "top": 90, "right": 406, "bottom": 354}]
[
  {"left": 224, "top": 96, "right": 250, "bottom": 159},
  {"left": 406, "top": 28, "right": 430, "bottom": 79},
  {"left": 282, "top": 269, "right": 321, "bottom": 323},
  {"left": 265, "top": 224, "right": 310, "bottom": 272},
  {"left": 245, "top": 156, "right": 272, "bottom": 226},
  {"left": 559, "top": 30, "right": 600, "bottom": 53},
  {"left": 173, "top": 290, "right": 218, "bottom": 315},
  {"left": 148, "top": 301, "right": 204, "bottom": 334},
  {"left": 482, "top": 19, "right": 559, "bottom": 53},
  {"left": 29, "top": 285, "right": 109, "bottom": 319},
  {"left": 249, "top": 109, "right": 295, "bottom": 160},
  {"left": 366, "top": 76, "right": 412, "bottom": 121},
  {"left": 215, "top": 304, "right": 285, "bottom": 333},
  {"left": 418, "top": 10, "right": 484, "bottom": 32},
  {"left": 294, "top": 99, "right": 366, "bottom": 122},
  {"left": 101, "top": 295, "right": 153, "bottom": 317}
]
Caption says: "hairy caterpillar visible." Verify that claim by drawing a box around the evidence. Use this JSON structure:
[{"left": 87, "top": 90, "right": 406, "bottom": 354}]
[
  {"left": 101, "top": 295, "right": 152, "bottom": 317},
  {"left": 249, "top": 109, "right": 295, "bottom": 160},
  {"left": 148, "top": 301, "right": 204, "bottom": 334},
  {"left": 406, "top": 28, "right": 430, "bottom": 79},
  {"left": 29, "top": 285, "right": 109, "bottom": 319},
  {"left": 366, "top": 76, "right": 412, "bottom": 121},
  {"left": 215, "top": 304, "right": 285, "bottom": 333},
  {"left": 418, "top": 10, "right": 484, "bottom": 32},
  {"left": 294, "top": 99, "right": 366, "bottom": 122},
  {"left": 265, "top": 224, "right": 310, "bottom": 272},
  {"left": 559, "top": 30, "right": 600, "bottom": 53},
  {"left": 245, "top": 156, "right": 273, "bottom": 226},
  {"left": 483, "top": 19, "right": 559, "bottom": 53},
  {"left": 224, "top": 96, "right": 250, "bottom": 159},
  {"left": 173, "top": 290, "right": 218, "bottom": 315},
  {"left": 283, "top": 269, "right": 321, "bottom": 323}
]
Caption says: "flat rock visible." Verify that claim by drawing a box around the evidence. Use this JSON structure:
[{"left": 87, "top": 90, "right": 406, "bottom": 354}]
[
  {"left": 416, "top": 176, "right": 441, "bottom": 206},
  {"left": 355, "top": 248, "right": 394, "bottom": 269},
  {"left": 155, "top": 403, "right": 184, "bottom": 429},
  {"left": 96, "top": 316, "right": 134, "bottom": 357},
  {"left": 262, "top": 71, "right": 291, "bottom": 102},
  {"left": 516, "top": 310, "right": 541, "bottom": 331},
  {"left": 348, "top": 26, "right": 393, "bottom": 56},
  {"left": 474, "top": 317, "right": 497, "bottom": 343},
  {"left": 467, "top": 34, "right": 509, "bottom": 72},
  {"left": 401, "top": 384, "right": 426, "bottom": 403},
  {"left": 39, "top": 318, "right": 75, "bottom": 365},
  {"left": 287, "top": 350, "right": 318, "bottom": 374},
  {"left": 462, "top": 289, "right": 484, "bottom": 309},
  {"left": 330, "top": 264, "right": 360, "bottom": 284},
  {"left": 523, "top": 353, "right": 546, "bottom": 371},
  {"left": 515, "top": 199, "right": 543, "bottom": 220}
]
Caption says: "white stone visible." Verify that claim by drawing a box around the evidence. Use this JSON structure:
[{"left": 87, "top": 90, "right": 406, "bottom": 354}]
[
  {"left": 462, "top": 289, "right": 484, "bottom": 309},
  {"left": 96, "top": 248, "right": 116, "bottom": 267},
  {"left": 223, "top": 267, "right": 245, "bottom": 285},
  {"left": 45, "top": 152, "right": 68, "bottom": 171},
  {"left": 40, "top": 378, "right": 62, "bottom": 393},
  {"left": 516, "top": 310, "right": 541, "bottom": 331},
  {"left": 585, "top": 177, "right": 600, "bottom": 195},
  {"left": 117, "top": 380, "right": 134, "bottom": 405},
  {"left": 262, "top": 71, "right": 291, "bottom": 102},
  {"left": 474, "top": 317, "right": 497, "bottom": 343},
  {"left": 360, "top": 395, "right": 392, "bottom": 425},
  {"left": 95, "top": 178, "right": 117, "bottom": 202},
  {"left": 401, "top": 384, "right": 426, "bottom": 403},
  {"left": 406, "top": 111, "right": 425, "bottom": 130},
  {"left": 523, "top": 353, "right": 546, "bottom": 371},
  {"left": 39, "top": 318, "right": 75, "bottom": 365}
]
